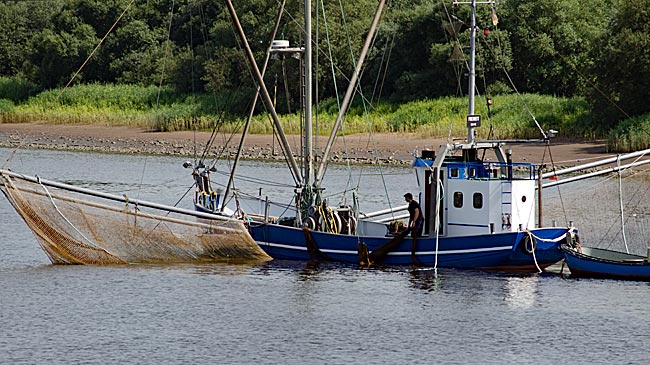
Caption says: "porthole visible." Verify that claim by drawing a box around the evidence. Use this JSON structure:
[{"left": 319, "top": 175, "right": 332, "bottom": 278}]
[
  {"left": 521, "top": 195, "right": 527, "bottom": 203},
  {"left": 473, "top": 193, "right": 483, "bottom": 209},
  {"left": 453, "top": 192, "right": 463, "bottom": 208}
]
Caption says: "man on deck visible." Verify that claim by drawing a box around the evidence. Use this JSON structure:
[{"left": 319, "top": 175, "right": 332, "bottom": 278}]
[{"left": 404, "top": 193, "right": 424, "bottom": 237}]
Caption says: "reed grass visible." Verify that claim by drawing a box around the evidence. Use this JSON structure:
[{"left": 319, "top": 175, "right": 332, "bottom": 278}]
[
  {"left": 607, "top": 114, "right": 650, "bottom": 152},
  {"left": 1, "top": 83, "right": 598, "bottom": 140}
]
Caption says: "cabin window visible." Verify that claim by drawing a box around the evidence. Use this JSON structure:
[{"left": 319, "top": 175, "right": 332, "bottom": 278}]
[
  {"left": 453, "top": 192, "right": 463, "bottom": 208},
  {"left": 473, "top": 193, "right": 483, "bottom": 209},
  {"left": 469, "top": 167, "right": 476, "bottom": 178},
  {"left": 450, "top": 168, "right": 459, "bottom": 178}
]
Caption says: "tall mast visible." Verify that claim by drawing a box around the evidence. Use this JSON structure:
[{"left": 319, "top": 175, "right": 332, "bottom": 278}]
[
  {"left": 222, "top": 0, "right": 287, "bottom": 212},
  {"left": 225, "top": 0, "right": 302, "bottom": 185},
  {"left": 454, "top": 0, "right": 494, "bottom": 144},
  {"left": 304, "top": 0, "right": 313, "bottom": 188},
  {"left": 467, "top": 0, "right": 477, "bottom": 144}
]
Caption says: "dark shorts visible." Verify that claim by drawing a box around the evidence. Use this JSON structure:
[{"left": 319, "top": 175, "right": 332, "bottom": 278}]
[{"left": 408, "top": 220, "right": 424, "bottom": 237}]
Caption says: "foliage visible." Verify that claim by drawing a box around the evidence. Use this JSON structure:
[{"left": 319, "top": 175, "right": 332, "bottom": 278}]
[
  {"left": 607, "top": 114, "right": 650, "bottom": 152},
  {"left": 502, "top": 0, "right": 611, "bottom": 96},
  {"left": 0, "top": 0, "right": 649, "bottom": 138},
  {"left": 0, "top": 77, "right": 37, "bottom": 102},
  {"left": 0, "top": 99, "right": 15, "bottom": 114},
  {"left": 1, "top": 83, "right": 595, "bottom": 141},
  {"left": 590, "top": 0, "right": 650, "bottom": 130}
]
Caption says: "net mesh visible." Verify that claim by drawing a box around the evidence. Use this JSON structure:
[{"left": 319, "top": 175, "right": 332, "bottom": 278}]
[
  {"left": 543, "top": 167, "right": 650, "bottom": 255},
  {"left": 0, "top": 173, "right": 271, "bottom": 265}
]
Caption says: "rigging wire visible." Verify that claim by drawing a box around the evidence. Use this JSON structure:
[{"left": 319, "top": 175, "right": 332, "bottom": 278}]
[
  {"left": 137, "top": 0, "right": 177, "bottom": 203},
  {"left": 56, "top": 0, "right": 137, "bottom": 102},
  {"left": 552, "top": 52, "right": 631, "bottom": 120},
  {"left": 440, "top": 0, "right": 465, "bottom": 97},
  {"left": 370, "top": 29, "right": 396, "bottom": 105},
  {"left": 211, "top": 167, "right": 295, "bottom": 188},
  {"left": 155, "top": 0, "right": 176, "bottom": 113},
  {"left": 1, "top": 0, "right": 137, "bottom": 166},
  {"left": 321, "top": 0, "right": 394, "bottom": 213},
  {"left": 593, "top": 158, "right": 650, "bottom": 250},
  {"left": 332, "top": 0, "right": 358, "bottom": 201},
  {"left": 273, "top": 0, "right": 380, "bottom": 116}
]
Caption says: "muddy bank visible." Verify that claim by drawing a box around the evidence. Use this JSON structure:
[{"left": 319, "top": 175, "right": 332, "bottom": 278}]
[{"left": 0, "top": 123, "right": 612, "bottom": 167}]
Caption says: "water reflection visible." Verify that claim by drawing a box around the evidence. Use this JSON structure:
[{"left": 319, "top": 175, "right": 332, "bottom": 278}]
[
  {"left": 408, "top": 267, "right": 442, "bottom": 292},
  {"left": 297, "top": 260, "right": 325, "bottom": 281},
  {"left": 188, "top": 262, "right": 261, "bottom": 276},
  {"left": 503, "top": 275, "right": 540, "bottom": 308}
]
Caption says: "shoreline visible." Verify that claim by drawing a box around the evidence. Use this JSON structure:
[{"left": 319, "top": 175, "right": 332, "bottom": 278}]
[{"left": 0, "top": 123, "right": 613, "bottom": 167}]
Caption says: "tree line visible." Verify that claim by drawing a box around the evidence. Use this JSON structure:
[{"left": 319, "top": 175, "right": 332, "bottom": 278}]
[{"left": 1, "top": 0, "right": 649, "bottom": 132}]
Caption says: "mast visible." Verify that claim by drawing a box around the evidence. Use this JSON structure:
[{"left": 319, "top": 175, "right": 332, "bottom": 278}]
[
  {"left": 225, "top": 0, "right": 302, "bottom": 186},
  {"left": 222, "top": 0, "right": 287, "bottom": 212},
  {"left": 454, "top": 0, "right": 494, "bottom": 144},
  {"left": 468, "top": 0, "right": 477, "bottom": 144},
  {"left": 304, "top": 0, "right": 313, "bottom": 190}
]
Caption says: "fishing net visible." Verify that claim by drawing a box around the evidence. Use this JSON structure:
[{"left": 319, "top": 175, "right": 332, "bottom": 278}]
[
  {"left": 543, "top": 166, "right": 650, "bottom": 256},
  {"left": 0, "top": 173, "right": 271, "bottom": 265}
]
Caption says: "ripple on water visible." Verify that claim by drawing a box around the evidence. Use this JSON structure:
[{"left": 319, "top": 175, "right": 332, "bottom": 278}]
[{"left": 2, "top": 148, "right": 650, "bottom": 364}]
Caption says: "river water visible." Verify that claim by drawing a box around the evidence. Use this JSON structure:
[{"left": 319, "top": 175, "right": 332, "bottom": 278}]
[{"left": 1, "top": 147, "right": 649, "bottom": 364}]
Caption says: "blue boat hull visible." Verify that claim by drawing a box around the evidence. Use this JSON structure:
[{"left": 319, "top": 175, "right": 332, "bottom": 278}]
[
  {"left": 250, "top": 224, "right": 569, "bottom": 271},
  {"left": 561, "top": 245, "right": 650, "bottom": 281}
]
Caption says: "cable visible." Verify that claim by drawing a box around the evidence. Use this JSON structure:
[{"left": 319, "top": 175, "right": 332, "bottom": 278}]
[{"left": 56, "top": 0, "right": 137, "bottom": 102}]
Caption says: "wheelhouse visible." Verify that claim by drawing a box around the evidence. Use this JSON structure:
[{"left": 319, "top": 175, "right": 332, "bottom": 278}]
[{"left": 413, "top": 142, "right": 538, "bottom": 238}]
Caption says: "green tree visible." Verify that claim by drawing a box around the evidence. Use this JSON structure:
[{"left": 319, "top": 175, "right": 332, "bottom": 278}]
[
  {"left": 27, "top": 13, "right": 98, "bottom": 88},
  {"left": 502, "top": 0, "right": 610, "bottom": 96},
  {"left": 591, "top": 0, "right": 650, "bottom": 128},
  {"left": 0, "top": 1, "right": 64, "bottom": 80},
  {"left": 367, "top": 0, "right": 442, "bottom": 102}
]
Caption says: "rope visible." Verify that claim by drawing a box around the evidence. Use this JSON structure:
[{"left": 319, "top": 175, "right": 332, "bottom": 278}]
[
  {"left": 318, "top": 204, "right": 338, "bottom": 233},
  {"left": 524, "top": 231, "right": 542, "bottom": 273},
  {"left": 433, "top": 176, "right": 444, "bottom": 275},
  {"left": 616, "top": 155, "right": 630, "bottom": 253},
  {"left": 35, "top": 175, "right": 110, "bottom": 254},
  {"left": 543, "top": 144, "right": 570, "bottom": 226},
  {"left": 525, "top": 228, "right": 574, "bottom": 243},
  {"left": 56, "top": 0, "right": 137, "bottom": 102},
  {"left": 523, "top": 228, "right": 578, "bottom": 274},
  {"left": 155, "top": 0, "right": 176, "bottom": 113}
]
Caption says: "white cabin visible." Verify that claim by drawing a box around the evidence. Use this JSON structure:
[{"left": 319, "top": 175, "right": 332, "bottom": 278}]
[{"left": 413, "top": 143, "right": 537, "bottom": 238}]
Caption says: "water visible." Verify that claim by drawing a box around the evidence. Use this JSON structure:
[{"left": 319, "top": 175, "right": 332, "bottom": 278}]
[{"left": 1, "top": 148, "right": 649, "bottom": 364}]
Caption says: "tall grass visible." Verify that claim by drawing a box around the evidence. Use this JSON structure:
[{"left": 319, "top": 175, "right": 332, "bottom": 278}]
[
  {"left": 337, "top": 93, "right": 594, "bottom": 140},
  {"left": 1, "top": 83, "right": 244, "bottom": 131},
  {"left": 1, "top": 83, "right": 597, "bottom": 140},
  {"left": 607, "top": 114, "right": 650, "bottom": 152}
]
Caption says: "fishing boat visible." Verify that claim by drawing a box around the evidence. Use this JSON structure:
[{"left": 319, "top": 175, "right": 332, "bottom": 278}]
[
  {"left": 208, "top": 0, "right": 578, "bottom": 271},
  {"left": 560, "top": 244, "right": 650, "bottom": 281}
]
